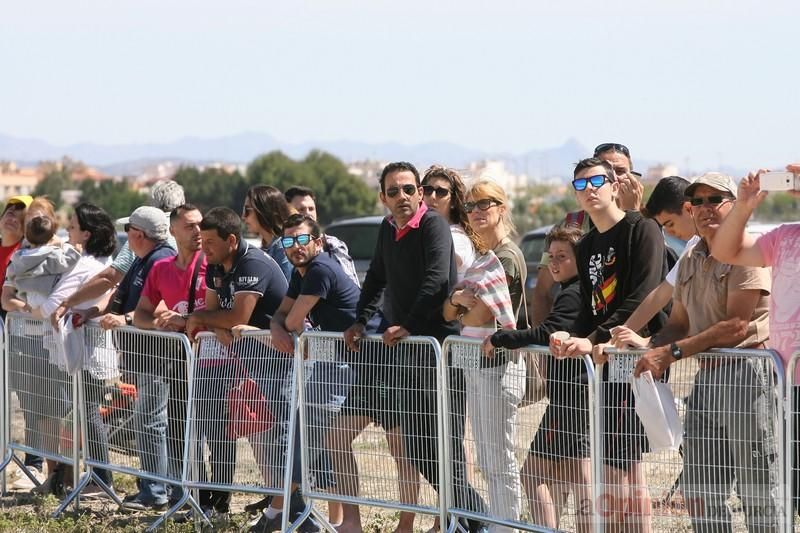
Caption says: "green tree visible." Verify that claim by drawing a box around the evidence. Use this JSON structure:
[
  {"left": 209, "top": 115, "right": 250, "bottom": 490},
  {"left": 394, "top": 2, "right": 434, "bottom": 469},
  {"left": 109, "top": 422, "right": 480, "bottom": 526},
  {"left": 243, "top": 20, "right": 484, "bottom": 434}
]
[
  {"left": 247, "top": 150, "right": 377, "bottom": 224},
  {"left": 173, "top": 166, "right": 249, "bottom": 213},
  {"left": 78, "top": 180, "right": 146, "bottom": 220},
  {"left": 33, "top": 169, "right": 74, "bottom": 210},
  {"left": 512, "top": 186, "right": 579, "bottom": 235}
]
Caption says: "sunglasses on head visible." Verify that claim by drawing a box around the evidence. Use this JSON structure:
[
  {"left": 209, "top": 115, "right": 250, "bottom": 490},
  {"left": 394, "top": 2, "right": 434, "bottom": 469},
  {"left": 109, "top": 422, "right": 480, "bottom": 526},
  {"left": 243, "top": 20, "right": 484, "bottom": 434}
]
[
  {"left": 280, "top": 234, "right": 314, "bottom": 249},
  {"left": 464, "top": 198, "right": 499, "bottom": 213},
  {"left": 422, "top": 185, "right": 450, "bottom": 198},
  {"left": 689, "top": 195, "right": 733, "bottom": 207},
  {"left": 385, "top": 184, "right": 418, "bottom": 198},
  {"left": 594, "top": 142, "right": 630, "bottom": 158},
  {"left": 572, "top": 174, "right": 609, "bottom": 191}
]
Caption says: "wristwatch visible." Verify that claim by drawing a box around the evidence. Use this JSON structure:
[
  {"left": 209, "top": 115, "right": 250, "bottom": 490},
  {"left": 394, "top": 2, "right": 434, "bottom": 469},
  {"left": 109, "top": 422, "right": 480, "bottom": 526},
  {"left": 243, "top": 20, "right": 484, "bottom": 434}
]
[
  {"left": 669, "top": 342, "right": 683, "bottom": 361},
  {"left": 125, "top": 314, "right": 133, "bottom": 326}
]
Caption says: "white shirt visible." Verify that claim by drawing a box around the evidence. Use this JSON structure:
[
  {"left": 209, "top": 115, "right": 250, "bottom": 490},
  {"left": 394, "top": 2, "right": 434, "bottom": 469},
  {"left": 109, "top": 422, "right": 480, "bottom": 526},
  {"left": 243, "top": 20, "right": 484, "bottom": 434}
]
[
  {"left": 665, "top": 235, "right": 701, "bottom": 287},
  {"left": 451, "top": 224, "right": 477, "bottom": 283}
]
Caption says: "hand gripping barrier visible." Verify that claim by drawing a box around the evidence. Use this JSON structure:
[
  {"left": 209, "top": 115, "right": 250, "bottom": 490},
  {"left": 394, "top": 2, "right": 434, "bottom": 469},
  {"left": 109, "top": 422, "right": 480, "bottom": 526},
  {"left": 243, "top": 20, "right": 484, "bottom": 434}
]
[
  {"left": 597, "top": 348, "right": 785, "bottom": 533},
  {"left": 187, "top": 331, "right": 298, "bottom": 531},
  {"left": 57, "top": 324, "right": 203, "bottom": 531},
  {"left": 0, "top": 313, "right": 80, "bottom": 515},
  {"left": 298, "top": 331, "right": 448, "bottom": 531},
  {"left": 441, "top": 336, "right": 599, "bottom": 533}
]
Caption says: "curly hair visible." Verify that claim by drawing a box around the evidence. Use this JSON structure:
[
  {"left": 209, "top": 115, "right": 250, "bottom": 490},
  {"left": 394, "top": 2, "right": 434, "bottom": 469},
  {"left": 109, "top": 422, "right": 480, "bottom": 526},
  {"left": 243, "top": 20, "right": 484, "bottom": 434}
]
[{"left": 422, "top": 165, "right": 486, "bottom": 254}]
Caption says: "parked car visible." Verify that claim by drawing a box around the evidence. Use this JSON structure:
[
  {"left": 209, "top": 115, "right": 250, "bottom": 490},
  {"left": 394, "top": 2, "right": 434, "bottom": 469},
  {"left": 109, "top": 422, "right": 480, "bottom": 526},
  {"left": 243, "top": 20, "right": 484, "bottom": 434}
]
[
  {"left": 324, "top": 215, "right": 385, "bottom": 284},
  {"left": 518, "top": 225, "right": 554, "bottom": 322}
]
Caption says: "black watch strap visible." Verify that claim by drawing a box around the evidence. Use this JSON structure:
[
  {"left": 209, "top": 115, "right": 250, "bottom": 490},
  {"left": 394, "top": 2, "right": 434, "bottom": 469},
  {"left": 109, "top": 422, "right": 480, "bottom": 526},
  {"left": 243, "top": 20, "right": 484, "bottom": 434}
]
[
  {"left": 670, "top": 342, "right": 683, "bottom": 361},
  {"left": 125, "top": 314, "right": 133, "bottom": 326}
]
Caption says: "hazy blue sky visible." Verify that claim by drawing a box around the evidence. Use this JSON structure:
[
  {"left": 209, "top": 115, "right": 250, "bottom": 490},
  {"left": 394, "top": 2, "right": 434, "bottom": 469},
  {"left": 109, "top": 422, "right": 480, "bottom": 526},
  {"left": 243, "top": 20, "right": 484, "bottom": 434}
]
[{"left": 2, "top": 0, "right": 798, "bottom": 168}]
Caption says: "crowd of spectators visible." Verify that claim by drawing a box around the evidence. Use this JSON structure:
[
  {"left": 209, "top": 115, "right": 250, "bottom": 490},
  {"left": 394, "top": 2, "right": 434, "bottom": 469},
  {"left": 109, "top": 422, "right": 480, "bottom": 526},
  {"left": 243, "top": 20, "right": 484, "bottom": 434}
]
[{"left": 0, "top": 149, "right": 797, "bottom": 533}]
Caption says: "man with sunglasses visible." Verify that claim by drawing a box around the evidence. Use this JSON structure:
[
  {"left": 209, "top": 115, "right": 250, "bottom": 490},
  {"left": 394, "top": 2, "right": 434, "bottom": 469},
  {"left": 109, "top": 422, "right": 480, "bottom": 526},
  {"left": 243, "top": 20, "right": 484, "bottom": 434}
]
[
  {"left": 85, "top": 206, "right": 178, "bottom": 511},
  {"left": 551, "top": 157, "right": 668, "bottom": 531},
  {"left": 248, "top": 213, "right": 359, "bottom": 532},
  {"left": 343, "top": 161, "right": 488, "bottom": 532},
  {"left": 633, "top": 172, "right": 777, "bottom": 532}
]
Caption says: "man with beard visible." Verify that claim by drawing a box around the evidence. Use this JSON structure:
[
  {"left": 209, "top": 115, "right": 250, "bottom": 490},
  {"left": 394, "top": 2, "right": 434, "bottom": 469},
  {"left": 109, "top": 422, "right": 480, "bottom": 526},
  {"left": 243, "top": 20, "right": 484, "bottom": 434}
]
[{"left": 247, "top": 213, "right": 358, "bottom": 532}]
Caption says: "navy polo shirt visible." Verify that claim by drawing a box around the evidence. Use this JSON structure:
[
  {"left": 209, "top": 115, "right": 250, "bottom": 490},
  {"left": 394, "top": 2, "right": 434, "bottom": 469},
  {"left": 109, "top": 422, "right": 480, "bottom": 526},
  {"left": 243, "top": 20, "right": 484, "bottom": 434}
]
[
  {"left": 286, "top": 252, "right": 360, "bottom": 332},
  {"left": 205, "top": 240, "right": 288, "bottom": 329},
  {"left": 119, "top": 242, "right": 176, "bottom": 314}
]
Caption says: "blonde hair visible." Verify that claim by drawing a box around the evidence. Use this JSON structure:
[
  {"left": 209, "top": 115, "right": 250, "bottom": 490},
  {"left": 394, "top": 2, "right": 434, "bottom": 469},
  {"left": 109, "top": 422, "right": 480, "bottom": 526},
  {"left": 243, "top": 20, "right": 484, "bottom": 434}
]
[
  {"left": 27, "top": 197, "right": 58, "bottom": 229},
  {"left": 466, "top": 179, "right": 516, "bottom": 236}
]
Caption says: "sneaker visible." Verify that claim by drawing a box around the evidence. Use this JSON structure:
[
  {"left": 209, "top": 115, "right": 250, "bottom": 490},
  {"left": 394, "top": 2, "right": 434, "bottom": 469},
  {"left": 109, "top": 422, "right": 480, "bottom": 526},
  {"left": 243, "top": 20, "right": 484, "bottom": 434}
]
[
  {"left": 120, "top": 492, "right": 168, "bottom": 512},
  {"left": 81, "top": 482, "right": 116, "bottom": 501},
  {"left": 9, "top": 467, "right": 46, "bottom": 491},
  {"left": 31, "top": 472, "right": 65, "bottom": 497},
  {"left": 248, "top": 511, "right": 283, "bottom": 533}
]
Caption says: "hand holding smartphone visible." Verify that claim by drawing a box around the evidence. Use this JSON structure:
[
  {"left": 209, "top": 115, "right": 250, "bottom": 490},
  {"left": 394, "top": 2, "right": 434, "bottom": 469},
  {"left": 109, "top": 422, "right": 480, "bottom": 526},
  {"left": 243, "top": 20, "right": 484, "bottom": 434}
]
[{"left": 760, "top": 171, "right": 799, "bottom": 191}]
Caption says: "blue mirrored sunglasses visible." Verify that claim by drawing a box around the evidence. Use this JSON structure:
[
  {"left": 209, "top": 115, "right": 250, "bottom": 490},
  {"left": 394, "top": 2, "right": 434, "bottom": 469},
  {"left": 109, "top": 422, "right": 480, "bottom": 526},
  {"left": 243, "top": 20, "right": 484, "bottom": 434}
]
[
  {"left": 572, "top": 174, "right": 609, "bottom": 191},
  {"left": 280, "top": 234, "right": 313, "bottom": 249}
]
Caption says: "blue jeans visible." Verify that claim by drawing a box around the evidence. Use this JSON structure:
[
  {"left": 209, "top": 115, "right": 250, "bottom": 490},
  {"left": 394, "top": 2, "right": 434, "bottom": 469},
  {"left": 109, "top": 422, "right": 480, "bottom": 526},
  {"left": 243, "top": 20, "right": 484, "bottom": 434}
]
[{"left": 133, "top": 372, "right": 169, "bottom": 503}]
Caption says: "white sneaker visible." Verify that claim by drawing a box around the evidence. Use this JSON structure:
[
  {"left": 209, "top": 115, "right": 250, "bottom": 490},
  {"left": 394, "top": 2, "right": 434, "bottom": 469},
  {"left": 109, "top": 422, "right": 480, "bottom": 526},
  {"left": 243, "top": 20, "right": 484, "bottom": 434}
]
[{"left": 10, "top": 467, "right": 47, "bottom": 491}]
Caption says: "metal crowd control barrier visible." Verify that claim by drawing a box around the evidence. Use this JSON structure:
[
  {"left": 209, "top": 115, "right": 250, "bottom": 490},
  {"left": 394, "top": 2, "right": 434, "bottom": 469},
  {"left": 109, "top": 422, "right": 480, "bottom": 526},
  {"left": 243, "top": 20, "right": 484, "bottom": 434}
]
[
  {"left": 187, "top": 331, "right": 298, "bottom": 531},
  {"left": 58, "top": 324, "right": 203, "bottom": 531},
  {"left": 298, "top": 331, "right": 447, "bottom": 531},
  {"left": 0, "top": 313, "right": 80, "bottom": 515},
  {"left": 785, "top": 350, "right": 800, "bottom": 533},
  {"left": 597, "top": 348, "right": 785, "bottom": 533},
  {"left": 441, "top": 337, "right": 598, "bottom": 533}
]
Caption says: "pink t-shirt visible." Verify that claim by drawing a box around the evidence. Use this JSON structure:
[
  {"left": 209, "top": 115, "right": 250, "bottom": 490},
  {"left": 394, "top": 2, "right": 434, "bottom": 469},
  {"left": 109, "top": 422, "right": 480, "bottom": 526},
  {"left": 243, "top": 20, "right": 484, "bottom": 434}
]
[
  {"left": 757, "top": 223, "right": 800, "bottom": 378},
  {"left": 142, "top": 251, "right": 207, "bottom": 315}
]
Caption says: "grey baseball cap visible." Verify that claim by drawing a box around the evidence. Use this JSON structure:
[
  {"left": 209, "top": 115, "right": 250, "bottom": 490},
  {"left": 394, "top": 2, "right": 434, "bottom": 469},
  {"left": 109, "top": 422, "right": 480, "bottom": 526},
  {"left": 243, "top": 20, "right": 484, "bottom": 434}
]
[
  {"left": 685, "top": 172, "right": 738, "bottom": 199},
  {"left": 128, "top": 206, "right": 170, "bottom": 241}
]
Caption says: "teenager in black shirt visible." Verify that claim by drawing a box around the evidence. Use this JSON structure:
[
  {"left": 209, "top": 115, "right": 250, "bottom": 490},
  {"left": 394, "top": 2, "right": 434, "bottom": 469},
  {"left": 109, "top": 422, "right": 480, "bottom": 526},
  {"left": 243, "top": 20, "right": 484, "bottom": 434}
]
[{"left": 551, "top": 157, "right": 668, "bottom": 532}]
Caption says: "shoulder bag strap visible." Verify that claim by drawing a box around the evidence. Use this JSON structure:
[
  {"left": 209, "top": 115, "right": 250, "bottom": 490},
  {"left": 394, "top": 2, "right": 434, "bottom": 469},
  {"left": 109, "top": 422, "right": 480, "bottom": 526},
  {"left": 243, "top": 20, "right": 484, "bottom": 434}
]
[{"left": 187, "top": 252, "right": 205, "bottom": 314}]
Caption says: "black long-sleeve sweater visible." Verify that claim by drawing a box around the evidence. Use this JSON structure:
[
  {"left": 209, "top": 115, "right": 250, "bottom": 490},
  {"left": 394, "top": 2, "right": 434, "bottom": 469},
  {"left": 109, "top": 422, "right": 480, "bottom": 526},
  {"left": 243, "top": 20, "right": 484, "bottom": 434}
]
[
  {"left": 355, "top": 210, "right": 459, "bottom": 342},
  {"left": 491, "top": 277, "right": 585, "bottom": 395}
]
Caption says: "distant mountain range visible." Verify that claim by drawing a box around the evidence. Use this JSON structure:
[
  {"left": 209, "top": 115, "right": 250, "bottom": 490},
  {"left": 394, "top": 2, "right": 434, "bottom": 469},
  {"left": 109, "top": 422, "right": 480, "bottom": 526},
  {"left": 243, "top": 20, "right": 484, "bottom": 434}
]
[
  {"left": 0, "top": 131, "right": 750, "bottom": 180},
  {"left": 0, "top": 132, "right": 594, "bottom": 180}
]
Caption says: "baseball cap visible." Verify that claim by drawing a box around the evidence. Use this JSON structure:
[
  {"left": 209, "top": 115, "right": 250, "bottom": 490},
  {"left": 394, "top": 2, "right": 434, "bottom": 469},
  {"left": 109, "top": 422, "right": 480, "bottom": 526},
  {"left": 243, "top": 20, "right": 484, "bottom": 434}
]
[
  {"left": 128, "top": 206, "right": 169, "bottom": 241},
  {"left": 4, "top": 195, "right": 33, "bottom": 210},
  {"left": 685, "top": 172, "right": 738, "bottom": 199}
]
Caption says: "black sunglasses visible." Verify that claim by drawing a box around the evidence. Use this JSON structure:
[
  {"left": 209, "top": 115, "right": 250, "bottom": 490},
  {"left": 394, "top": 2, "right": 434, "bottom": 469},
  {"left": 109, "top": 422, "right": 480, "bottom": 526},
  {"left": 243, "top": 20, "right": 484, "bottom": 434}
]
[
  {"left": 572, "top": 174, "right": 609, "bottom": 191},
  {"left": 464, "top": 198, "right": 499, "bottom": 213},
  {"left": 689, "top": 195, "right": 733, "bottom": 207},
  {"left": 594, "top": 143, "right": 630, "bottom": 158},
  {"left": 123, "top": 223, "right": 141, "bottom": 233},
  {"left": 422, "top": 185, "right": 450, "bottom": 198},
  {"left": 385, "top": 184, "right": 418, "bottom": 198},
  {"left": 280, "top": 234, "right": 314, "bottom": 248}
]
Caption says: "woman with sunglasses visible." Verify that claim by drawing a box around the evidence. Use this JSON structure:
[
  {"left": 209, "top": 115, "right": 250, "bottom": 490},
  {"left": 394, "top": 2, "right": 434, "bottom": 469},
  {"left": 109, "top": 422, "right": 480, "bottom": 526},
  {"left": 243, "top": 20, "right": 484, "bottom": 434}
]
[
  {"left": 421, "top": 166, "right": 480, "bottom": 281},
  {"left": 445, "top": 179, "right": 527, "bottom": 530},
  {"left": 242, "top": 185, "right": 294, "bottom": 281}
]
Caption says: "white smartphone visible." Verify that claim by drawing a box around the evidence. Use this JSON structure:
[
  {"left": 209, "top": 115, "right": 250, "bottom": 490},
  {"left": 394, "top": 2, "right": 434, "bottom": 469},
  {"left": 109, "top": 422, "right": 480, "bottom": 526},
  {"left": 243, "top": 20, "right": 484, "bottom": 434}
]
[{"left": 760, "top": 171, "right": 798, "bottom": 191}]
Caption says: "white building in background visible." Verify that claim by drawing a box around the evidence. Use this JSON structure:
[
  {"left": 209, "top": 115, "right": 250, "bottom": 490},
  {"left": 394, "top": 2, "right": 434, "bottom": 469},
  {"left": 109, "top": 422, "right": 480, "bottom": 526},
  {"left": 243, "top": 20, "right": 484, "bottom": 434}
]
[
  {"left": 466, "top": 160, "right": 527, "bottom": 198},
  {"left": 0, "top": 163, "right": 41, "bottom": 200},
  {"left": 645, "top": 163, "right": 680, "bottom": 184}
]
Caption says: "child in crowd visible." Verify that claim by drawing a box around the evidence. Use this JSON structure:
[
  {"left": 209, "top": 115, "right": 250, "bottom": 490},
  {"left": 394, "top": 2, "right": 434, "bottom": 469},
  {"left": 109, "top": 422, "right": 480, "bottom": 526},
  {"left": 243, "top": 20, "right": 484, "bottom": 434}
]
[{"left": 2, "top": 215, "right": 81, "bottom": 313}]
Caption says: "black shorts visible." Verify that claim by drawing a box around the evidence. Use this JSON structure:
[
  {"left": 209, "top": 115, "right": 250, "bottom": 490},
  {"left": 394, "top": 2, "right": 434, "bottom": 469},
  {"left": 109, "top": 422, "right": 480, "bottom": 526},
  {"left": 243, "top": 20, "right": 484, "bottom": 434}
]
[
  {"left": 602, "top": 382, "right": 648, "bottom": 470},
  {"left": 340, "top": 344, "right": 401, "bottom": 430},
  {"left": 531, "top": 388, "right": 591, "bottom": 461}
]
